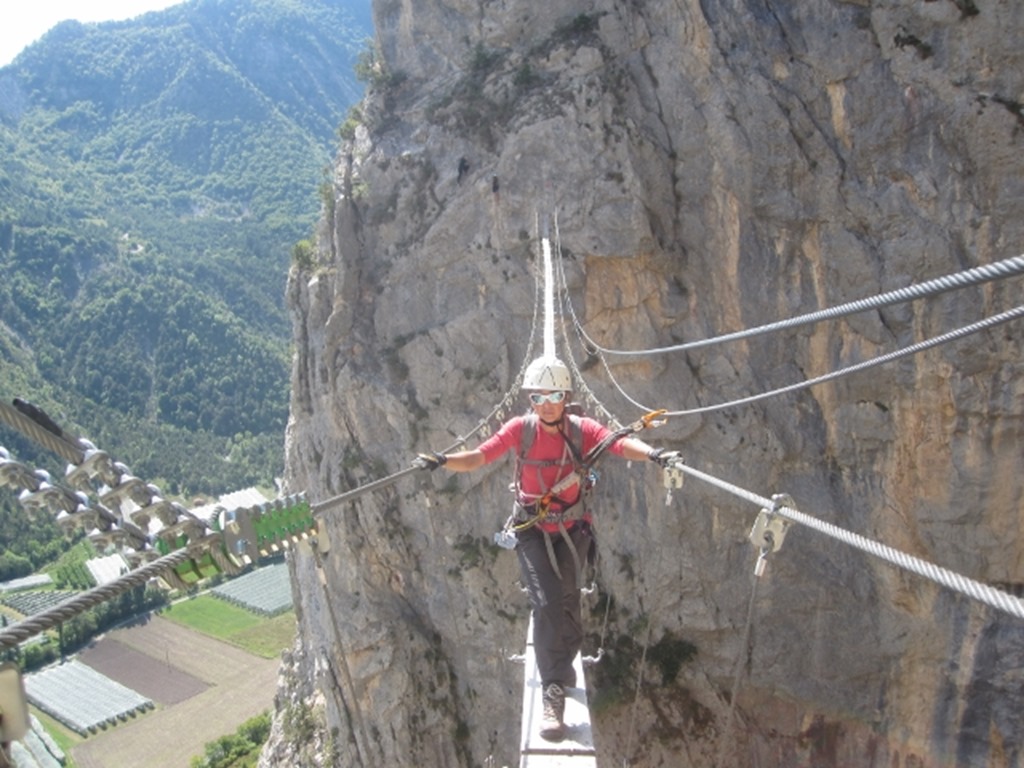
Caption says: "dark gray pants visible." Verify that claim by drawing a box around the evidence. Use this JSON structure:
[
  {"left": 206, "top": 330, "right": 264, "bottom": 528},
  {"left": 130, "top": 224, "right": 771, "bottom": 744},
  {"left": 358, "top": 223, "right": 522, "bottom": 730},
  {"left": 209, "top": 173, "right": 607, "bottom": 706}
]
[{"left": 516, "top": 523, "right": 592, "bottom": 689}]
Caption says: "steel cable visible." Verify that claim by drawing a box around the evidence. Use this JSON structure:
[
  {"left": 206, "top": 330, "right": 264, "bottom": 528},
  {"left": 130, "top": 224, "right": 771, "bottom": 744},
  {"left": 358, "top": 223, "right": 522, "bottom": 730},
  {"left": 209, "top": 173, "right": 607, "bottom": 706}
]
[
  {"left": 600, "top": 303, "right": 1024, "bottom": 417},
  {"left": 0, "top": 547, "right": 196, "bottom": 649},
  {"left": 0, "top": 401, "right": 84, "bottom": 465},
  {"left": 440, "top": 212, "right": 547, "bottom": 448},
  {"left": 551, "top": 218, "right": 624, "bottom": 429},
  {"left": 580, "top": 254, "right": 1024, "bottom": 357},
  {"left": 669, "top": 460, "right": 1024, "bottom": 621},
  {"left": 313, "top": 222, "right": 550, "bottom": 514}
]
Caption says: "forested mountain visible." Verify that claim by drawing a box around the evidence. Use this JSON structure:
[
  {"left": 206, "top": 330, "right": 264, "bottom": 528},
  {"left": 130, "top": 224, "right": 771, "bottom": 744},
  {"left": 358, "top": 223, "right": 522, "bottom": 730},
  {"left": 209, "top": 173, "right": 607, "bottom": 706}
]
[{"left": 0, "top": 0, "right": 371, "bottom": 570}]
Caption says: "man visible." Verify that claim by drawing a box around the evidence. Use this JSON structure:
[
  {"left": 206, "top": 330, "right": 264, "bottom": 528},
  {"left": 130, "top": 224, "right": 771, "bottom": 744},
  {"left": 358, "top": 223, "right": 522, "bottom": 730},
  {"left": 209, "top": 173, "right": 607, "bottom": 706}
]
[{"left": 418, "top": 355, "right": 680, "bottom": 741}]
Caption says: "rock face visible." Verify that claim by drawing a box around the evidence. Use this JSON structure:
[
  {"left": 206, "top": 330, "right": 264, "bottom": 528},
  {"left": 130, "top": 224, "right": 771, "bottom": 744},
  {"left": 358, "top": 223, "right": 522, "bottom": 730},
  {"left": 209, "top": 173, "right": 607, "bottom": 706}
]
[{"left": 265, "top": 1, "right": 1024, "bottom": 766}]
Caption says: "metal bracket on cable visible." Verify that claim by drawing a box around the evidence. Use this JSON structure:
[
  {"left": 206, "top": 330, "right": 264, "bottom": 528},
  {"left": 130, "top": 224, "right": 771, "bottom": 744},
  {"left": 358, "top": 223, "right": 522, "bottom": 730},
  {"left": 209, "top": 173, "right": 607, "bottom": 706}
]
[
  {"left": 663, "top": 464, "right": 685, "bottom": 505},
  {"left": 748, "top": 493, "right": 793, "bottom": 577}
]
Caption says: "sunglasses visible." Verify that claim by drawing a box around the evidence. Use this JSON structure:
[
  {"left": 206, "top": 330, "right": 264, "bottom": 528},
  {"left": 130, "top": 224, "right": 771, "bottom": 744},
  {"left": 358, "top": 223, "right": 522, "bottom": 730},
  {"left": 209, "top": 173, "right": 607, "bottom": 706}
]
[{"left": 529, "top": 391, "right": 567, "bottom": 405}]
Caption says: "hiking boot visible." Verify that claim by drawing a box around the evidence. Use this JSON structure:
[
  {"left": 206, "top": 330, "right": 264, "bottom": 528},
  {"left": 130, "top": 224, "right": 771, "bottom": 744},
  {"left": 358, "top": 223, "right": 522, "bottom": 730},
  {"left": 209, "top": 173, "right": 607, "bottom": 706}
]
[{"left": 540, "top": 683, "right": 566, "bottom": 741}]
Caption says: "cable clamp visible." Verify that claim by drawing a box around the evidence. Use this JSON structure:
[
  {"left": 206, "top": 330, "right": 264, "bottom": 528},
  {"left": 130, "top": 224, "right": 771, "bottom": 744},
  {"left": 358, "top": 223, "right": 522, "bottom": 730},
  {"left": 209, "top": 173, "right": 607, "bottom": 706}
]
[
  {"left": 748, "top": 493, "right": 793, "bottom": 577},
  {"left": 663, "top": 464, "right": 685, "bottom": 505}
]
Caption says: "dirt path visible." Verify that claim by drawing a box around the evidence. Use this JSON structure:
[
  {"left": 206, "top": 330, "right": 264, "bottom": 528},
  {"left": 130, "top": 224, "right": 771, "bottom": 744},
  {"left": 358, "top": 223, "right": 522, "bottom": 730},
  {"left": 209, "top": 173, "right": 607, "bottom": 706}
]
[{"left": 69, "top": 615, "right": 283, "bottom": 768}]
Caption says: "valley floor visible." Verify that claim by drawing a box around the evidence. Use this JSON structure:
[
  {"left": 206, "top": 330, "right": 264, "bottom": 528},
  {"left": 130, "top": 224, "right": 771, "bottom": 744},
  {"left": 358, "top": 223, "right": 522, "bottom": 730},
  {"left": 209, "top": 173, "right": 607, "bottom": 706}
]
[{"left": 66, "top": 614, "right": 280, "bottom": 768}]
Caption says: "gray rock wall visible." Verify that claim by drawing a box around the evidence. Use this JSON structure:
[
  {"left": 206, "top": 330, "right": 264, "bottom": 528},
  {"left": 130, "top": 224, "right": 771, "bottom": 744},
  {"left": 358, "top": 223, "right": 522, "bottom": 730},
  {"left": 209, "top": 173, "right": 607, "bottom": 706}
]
[{"left": 264, "top": 1, "right": 1024, "bottom": 766}]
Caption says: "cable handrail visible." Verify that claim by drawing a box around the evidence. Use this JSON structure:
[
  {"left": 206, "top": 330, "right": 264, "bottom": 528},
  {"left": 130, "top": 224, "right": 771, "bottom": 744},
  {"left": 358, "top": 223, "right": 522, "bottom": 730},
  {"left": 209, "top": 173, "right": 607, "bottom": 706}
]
[
  {"left": 552, "top": 217, "right": 626, "bottom": 430},
  {"left": 659, "top": 303, "right": 1024, "bottom": 417},
  {"left": 584, "top": 304, "right": 1024, "bottom": 418},
  {"left": 0, "top": 547, "right": 196, "bottom": 649},
  {"left": 666, "top": 459, "right": 1024, "bottom": 622},
  {"left": 0, "top": 400, "right": 85, "bottom": 465},
  {"left": 578, "top": 254, "right": 1024, "bottom": 358}
]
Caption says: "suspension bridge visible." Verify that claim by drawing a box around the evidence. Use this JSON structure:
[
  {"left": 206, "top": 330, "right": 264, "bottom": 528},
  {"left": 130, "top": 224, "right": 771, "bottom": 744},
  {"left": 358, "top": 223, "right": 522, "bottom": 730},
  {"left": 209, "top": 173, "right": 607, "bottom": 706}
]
[{"left": 0, "top": 236, "right": 1022, "bottom": 765}]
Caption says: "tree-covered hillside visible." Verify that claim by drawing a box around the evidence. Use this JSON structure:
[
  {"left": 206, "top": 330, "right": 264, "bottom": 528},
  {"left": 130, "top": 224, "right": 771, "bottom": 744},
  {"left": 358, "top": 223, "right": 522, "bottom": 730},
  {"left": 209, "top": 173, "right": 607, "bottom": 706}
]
[{"left": 0, "top": 0, "right": 371, "bottom": 522}]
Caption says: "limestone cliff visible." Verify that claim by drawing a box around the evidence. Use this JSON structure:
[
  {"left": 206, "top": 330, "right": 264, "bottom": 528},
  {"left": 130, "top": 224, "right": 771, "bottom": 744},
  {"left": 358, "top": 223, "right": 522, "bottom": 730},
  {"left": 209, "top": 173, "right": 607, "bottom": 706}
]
[{"left": 263, "top": 1, "right": 1024, "bottom": 766}]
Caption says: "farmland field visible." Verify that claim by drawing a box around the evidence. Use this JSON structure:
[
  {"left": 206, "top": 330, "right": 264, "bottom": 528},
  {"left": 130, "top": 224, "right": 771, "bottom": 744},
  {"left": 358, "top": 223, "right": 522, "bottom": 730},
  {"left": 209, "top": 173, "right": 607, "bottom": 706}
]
[
  {"left": 162, "top": 594, "right": 298, "bottom": 658},
  {"left": 67, "top": 614, "right": 289, "bottom": 768}
]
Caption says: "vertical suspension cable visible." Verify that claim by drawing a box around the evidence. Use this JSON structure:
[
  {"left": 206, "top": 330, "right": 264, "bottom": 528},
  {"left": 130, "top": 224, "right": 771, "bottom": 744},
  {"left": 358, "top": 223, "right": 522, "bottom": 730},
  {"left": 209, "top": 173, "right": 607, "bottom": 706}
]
[
  {"left": 621, "top": 541, "right": 668, "bottom": 766},
  {"left": 717, "top": 567, "right": 762, "bottom": 766},
  {"left": 550, "top": 217, "right": 625, "bottom": 428}
]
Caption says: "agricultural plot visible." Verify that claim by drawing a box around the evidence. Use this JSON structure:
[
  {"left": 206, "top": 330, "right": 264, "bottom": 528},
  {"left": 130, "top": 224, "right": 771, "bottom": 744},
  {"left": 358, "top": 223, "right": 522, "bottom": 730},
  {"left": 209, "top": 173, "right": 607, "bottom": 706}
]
[
  {"left": 211, "top": 561, "right": 292, "bottom": 616},
  {"left": 78, "top": 635, "right": 208, "bottom": 706},
  {"left": 68, "top": 616, "right": 279, "bottom": 768},
  {"left": 24, "top": 660, "right": 153, "bottom": 736},
  {"left": 85, "top": 554, "right": 130, "bottom": 586},
  {"left": 10, "top": 714, "right": 66, "bottom": 768},
  {"left": 1, "top": 590, "right": 78, "bottom": 616},
  {"left": 0, "top": 574, "right": 53, "bottom": 592}
]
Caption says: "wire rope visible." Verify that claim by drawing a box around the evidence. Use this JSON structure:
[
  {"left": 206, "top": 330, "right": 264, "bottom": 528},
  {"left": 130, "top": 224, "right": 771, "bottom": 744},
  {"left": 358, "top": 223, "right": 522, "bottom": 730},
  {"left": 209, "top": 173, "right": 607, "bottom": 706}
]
[
  {"left": 0, "top": 546, "right": 196, "bottom": 649},
  {"left": 545, "top": 217, "right": 662, "bottom": 764},
  {"left": 580, "top": 254, "right": 1024, "bottom": 357},
  {"left": 445, "top": 212, "right": 548, "bottom": 443},
  {"left": 310, "top": 545, "right": 373, "bottom": 766},
  {"left": 595, "top": 304, "right": 1024, "bottom": 417},
  {"left": 717, "top": 559, "right": 763, "bottom": 766},
  {"left": 551, "top": 217, "right": 624, "bottom": 429},
  {"left": 549, "top": 222, "right": 666, "bottom": 423},
  {"left": 312, "top": 225, "right": 549, "bottom": 513},
  {"left": 621, "top": 544, "right": 668, "bottom": 768},
  {"left": 665, "top": 459, "right": 1024, "bottom": 621},
  {"left": 0, "top": 401, "right": 85, "bottom": 465},
  {"left": 554, "top": 252, "right": 1024, "bottom": 419}
]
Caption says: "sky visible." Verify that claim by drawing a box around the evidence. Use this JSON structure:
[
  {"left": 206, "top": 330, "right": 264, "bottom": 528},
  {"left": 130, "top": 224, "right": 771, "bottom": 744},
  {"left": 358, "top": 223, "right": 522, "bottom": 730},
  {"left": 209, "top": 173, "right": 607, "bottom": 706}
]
[{"left": 0, "top": 0, "right": 185, "bottom": 66}]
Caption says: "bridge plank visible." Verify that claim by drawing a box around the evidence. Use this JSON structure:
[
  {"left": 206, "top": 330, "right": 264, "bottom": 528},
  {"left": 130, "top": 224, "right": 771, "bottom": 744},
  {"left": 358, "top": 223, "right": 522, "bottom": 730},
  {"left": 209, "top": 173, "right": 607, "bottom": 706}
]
[{"left": 519, "top": 616, "right": 598, "bottom": 766}]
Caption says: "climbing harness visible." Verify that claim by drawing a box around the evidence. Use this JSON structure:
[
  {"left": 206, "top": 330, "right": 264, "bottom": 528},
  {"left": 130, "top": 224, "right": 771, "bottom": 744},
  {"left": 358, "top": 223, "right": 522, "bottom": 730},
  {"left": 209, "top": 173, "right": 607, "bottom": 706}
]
[
  {"left": 510, "top": 412, "right": 589, "bottom": 526},
  {"left": 493, "top": 409, "right": 667, "bottom": 544},
  {"left": 494, "top": 412, "right": 593, "bottom": 586}
]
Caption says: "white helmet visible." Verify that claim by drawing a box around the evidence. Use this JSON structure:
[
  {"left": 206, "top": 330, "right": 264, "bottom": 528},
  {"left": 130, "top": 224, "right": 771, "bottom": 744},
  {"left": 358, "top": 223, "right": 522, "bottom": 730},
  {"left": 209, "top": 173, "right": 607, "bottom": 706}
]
[{"left": 521, "top": 356, "right": 572, "bottom": 392}]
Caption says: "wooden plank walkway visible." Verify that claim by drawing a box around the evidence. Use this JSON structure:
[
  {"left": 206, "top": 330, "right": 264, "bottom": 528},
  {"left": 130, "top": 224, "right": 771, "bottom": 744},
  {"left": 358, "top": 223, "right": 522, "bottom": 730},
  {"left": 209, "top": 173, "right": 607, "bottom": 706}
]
[{"left": 519, "top": 616, "right": 598, "bottom": 767}]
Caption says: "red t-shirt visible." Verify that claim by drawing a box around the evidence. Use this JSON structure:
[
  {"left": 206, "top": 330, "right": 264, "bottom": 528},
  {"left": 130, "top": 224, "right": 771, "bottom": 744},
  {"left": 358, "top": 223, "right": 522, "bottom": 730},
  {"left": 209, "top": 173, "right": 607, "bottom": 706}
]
[{"left": 477, "top": 415, "right": 625, "bottom": 524}]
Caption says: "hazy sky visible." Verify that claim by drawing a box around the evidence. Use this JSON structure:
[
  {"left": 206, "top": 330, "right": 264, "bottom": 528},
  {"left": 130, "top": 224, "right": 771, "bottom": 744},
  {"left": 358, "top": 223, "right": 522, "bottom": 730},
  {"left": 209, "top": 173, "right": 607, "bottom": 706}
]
[{"left": 1, "top": 0, "right": 185, "bottom": 66}]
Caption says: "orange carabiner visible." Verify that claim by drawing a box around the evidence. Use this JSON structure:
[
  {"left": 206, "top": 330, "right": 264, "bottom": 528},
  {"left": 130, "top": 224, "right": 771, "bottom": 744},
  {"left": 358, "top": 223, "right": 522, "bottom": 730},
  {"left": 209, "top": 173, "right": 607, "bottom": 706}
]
[{"left": 639, "top": 409, "right": 668, "bottom": 430}]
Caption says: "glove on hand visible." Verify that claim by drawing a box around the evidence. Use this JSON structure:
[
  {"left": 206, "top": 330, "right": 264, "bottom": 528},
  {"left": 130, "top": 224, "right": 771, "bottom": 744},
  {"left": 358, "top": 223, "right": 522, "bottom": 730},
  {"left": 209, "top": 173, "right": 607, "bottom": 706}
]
[
  {"left": 648, "top": 448, "right": 683, "bottom": 469},
  {"left": 416, "top": 451, "right": 448, "bottom": 471}
]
